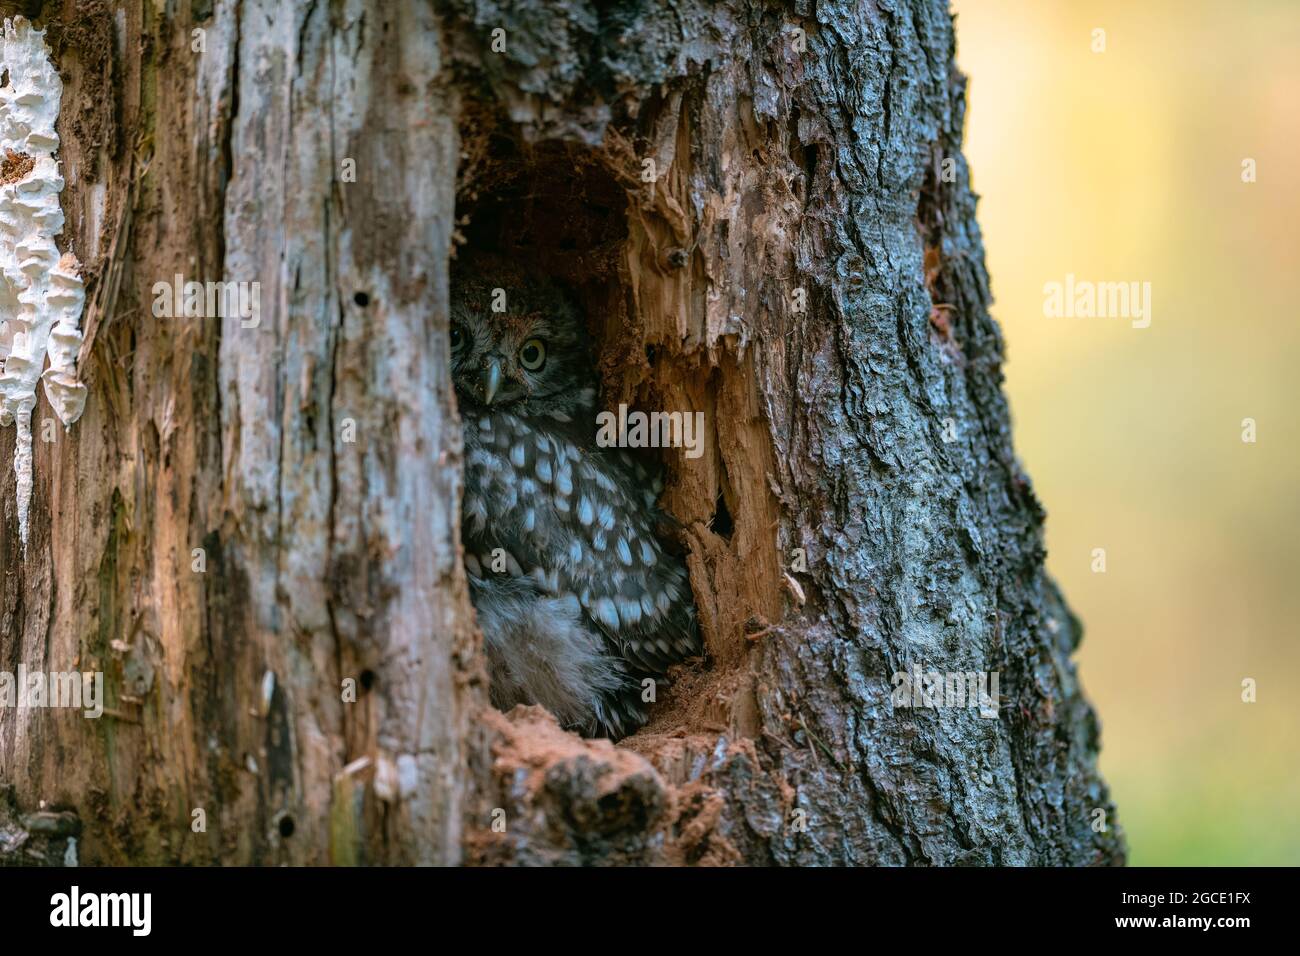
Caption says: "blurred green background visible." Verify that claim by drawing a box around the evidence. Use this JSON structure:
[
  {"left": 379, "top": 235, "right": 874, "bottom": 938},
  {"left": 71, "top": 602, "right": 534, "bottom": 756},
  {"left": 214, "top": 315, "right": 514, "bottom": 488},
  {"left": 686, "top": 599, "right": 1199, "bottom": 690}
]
[{"left": 951, "top": 0, "right": 1299, "bottom": 865}]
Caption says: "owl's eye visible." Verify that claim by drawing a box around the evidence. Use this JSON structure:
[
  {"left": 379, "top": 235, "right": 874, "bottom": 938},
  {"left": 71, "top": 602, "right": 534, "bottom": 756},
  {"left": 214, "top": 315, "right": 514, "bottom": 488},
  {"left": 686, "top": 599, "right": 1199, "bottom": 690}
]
[
  {"left": 519, "top": 338, "right": 547, "bottom": 371},
  {"left": 449, "top": 324, "right": 464, "bottom": 352}
]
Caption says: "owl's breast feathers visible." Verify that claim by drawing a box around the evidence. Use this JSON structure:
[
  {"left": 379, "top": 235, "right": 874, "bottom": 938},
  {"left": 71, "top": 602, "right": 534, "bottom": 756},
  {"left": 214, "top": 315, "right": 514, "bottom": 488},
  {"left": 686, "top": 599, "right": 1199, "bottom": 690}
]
[{"left": 462, "top": 405, "right": 700, "bottom": 735}]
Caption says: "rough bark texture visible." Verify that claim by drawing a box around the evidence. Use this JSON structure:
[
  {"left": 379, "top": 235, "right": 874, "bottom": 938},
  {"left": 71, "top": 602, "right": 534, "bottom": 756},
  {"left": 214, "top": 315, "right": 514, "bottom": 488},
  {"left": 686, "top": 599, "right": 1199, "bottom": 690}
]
[{"left": 0, "top": 0, "right": 1123, "bottom": 866}]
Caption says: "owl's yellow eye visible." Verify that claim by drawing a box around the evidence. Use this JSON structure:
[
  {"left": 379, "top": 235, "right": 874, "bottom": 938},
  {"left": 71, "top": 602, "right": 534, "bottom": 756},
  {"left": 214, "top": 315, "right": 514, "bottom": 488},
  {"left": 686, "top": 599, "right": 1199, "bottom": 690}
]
[{"left": 519, "top": 338, "right": 546, "bottom": 371}]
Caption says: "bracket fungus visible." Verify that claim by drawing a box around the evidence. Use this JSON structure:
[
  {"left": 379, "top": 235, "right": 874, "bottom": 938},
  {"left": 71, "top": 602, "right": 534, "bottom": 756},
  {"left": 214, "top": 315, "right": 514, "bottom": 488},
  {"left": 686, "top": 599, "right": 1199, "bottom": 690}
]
[{"left": 0, "top": 17, "right": 87, "bottom": 546}]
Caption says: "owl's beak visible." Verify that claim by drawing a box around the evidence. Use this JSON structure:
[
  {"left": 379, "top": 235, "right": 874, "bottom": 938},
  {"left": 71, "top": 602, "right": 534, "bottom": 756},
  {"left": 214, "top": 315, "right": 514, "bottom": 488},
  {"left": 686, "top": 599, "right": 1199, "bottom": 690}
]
[{"left": 481, "top": 358, "right": 502, "bottom": 405}]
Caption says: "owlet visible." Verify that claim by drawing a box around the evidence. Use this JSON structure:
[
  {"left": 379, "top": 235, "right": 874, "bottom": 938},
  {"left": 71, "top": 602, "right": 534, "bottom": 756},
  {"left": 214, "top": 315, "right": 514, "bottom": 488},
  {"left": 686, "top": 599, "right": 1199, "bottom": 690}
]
[{"left": 450, "top": 256, "right": 700, "bottom": 739}]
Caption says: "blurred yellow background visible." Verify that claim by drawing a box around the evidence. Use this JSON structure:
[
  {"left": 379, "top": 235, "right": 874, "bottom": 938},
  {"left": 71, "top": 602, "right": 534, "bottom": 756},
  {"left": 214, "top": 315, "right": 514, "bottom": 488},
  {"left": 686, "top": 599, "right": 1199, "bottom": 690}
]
[{"left": 951, "top": 0, "right": 1300, "bottom": 865}]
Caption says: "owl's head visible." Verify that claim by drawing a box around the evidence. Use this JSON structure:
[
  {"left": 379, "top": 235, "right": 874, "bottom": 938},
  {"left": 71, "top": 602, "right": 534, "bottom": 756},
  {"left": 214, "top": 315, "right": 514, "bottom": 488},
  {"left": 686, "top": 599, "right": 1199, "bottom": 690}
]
[{"left": 449, "top": 256, "right": 594, "bottom": 419}]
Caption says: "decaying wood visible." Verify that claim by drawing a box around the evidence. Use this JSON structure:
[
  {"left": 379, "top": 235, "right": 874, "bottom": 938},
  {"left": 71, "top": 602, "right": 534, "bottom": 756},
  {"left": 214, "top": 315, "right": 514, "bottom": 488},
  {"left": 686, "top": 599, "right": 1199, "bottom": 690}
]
[
  {"left": 0, "top": 0, "right": 1123, "bottom": 866},
  {"left": 2, "top": 0, "right": 475, "bottom": 865}
]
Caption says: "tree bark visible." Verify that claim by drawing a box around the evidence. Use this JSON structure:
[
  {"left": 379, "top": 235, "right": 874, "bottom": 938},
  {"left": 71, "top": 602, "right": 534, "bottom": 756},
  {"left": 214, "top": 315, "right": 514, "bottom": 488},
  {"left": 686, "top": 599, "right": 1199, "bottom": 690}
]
[{"left": 0, "top": 0, "right": 1124, "bottom": 867}]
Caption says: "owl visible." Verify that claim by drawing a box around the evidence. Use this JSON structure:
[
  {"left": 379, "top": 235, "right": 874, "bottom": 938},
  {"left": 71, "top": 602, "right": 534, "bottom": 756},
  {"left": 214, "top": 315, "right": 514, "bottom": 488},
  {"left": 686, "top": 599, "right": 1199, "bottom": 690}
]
[{"left": 449, "top": 256, "right": 700, "bottom": 739}]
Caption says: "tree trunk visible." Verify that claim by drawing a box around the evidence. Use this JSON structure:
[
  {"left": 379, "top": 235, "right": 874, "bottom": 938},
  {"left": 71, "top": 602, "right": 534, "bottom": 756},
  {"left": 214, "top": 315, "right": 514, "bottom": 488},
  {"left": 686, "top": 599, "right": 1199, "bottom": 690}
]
[{"left": 0, "top": 0, "right": 1124, "bottom": 867}]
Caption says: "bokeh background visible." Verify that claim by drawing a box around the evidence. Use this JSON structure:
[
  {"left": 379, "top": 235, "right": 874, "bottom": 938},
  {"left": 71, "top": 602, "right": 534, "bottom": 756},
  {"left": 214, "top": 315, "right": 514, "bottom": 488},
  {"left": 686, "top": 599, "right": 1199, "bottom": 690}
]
[{"left": 951, "top": 0, "right": 1299, "bottom": 865}]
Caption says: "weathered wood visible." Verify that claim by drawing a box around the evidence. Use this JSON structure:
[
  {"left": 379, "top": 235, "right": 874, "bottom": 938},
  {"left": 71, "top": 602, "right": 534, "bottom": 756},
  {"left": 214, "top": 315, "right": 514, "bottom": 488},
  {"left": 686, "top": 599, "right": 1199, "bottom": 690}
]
[
  {"left": 1, "top": 0, "right": 477, "bottom": 865},
  {"left": 448, "top": 0, "right": 1124, "bottom": 866},
  {"left": 0, "top": 0, "right": 1122, "bottom": 866}
]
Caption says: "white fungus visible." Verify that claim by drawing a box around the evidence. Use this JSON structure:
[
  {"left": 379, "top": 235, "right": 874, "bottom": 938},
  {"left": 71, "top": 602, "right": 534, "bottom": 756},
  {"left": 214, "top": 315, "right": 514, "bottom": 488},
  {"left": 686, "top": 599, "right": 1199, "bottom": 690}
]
[{"left": 0, "top": 17, "right": 87, "bottom": 546}]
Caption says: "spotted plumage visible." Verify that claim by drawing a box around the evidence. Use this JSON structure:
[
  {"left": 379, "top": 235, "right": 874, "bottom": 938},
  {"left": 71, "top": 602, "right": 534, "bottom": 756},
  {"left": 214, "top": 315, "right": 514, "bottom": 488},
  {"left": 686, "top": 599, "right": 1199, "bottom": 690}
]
[{"left": 451, "top": 257, "right": 700, "bottom": 739}]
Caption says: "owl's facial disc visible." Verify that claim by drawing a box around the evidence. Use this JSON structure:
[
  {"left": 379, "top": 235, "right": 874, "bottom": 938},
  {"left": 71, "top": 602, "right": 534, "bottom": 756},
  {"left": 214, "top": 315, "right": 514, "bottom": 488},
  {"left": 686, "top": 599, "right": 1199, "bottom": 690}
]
[
  {"left": 448, "top": 266, "right": 591, "bottom": 418},
  {"left": 451, "top": 321, "right": 548, "bottom": 408}
]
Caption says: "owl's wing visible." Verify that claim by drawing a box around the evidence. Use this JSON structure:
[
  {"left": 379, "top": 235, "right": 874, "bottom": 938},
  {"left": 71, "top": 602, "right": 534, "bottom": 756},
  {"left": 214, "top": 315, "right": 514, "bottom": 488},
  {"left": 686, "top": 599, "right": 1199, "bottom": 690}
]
[
  {"left": 462, "top": 418, "right": 701, "bottom": 679},
  {"left": 559, "top": 444, "right": 701, "bottom": 674}
]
